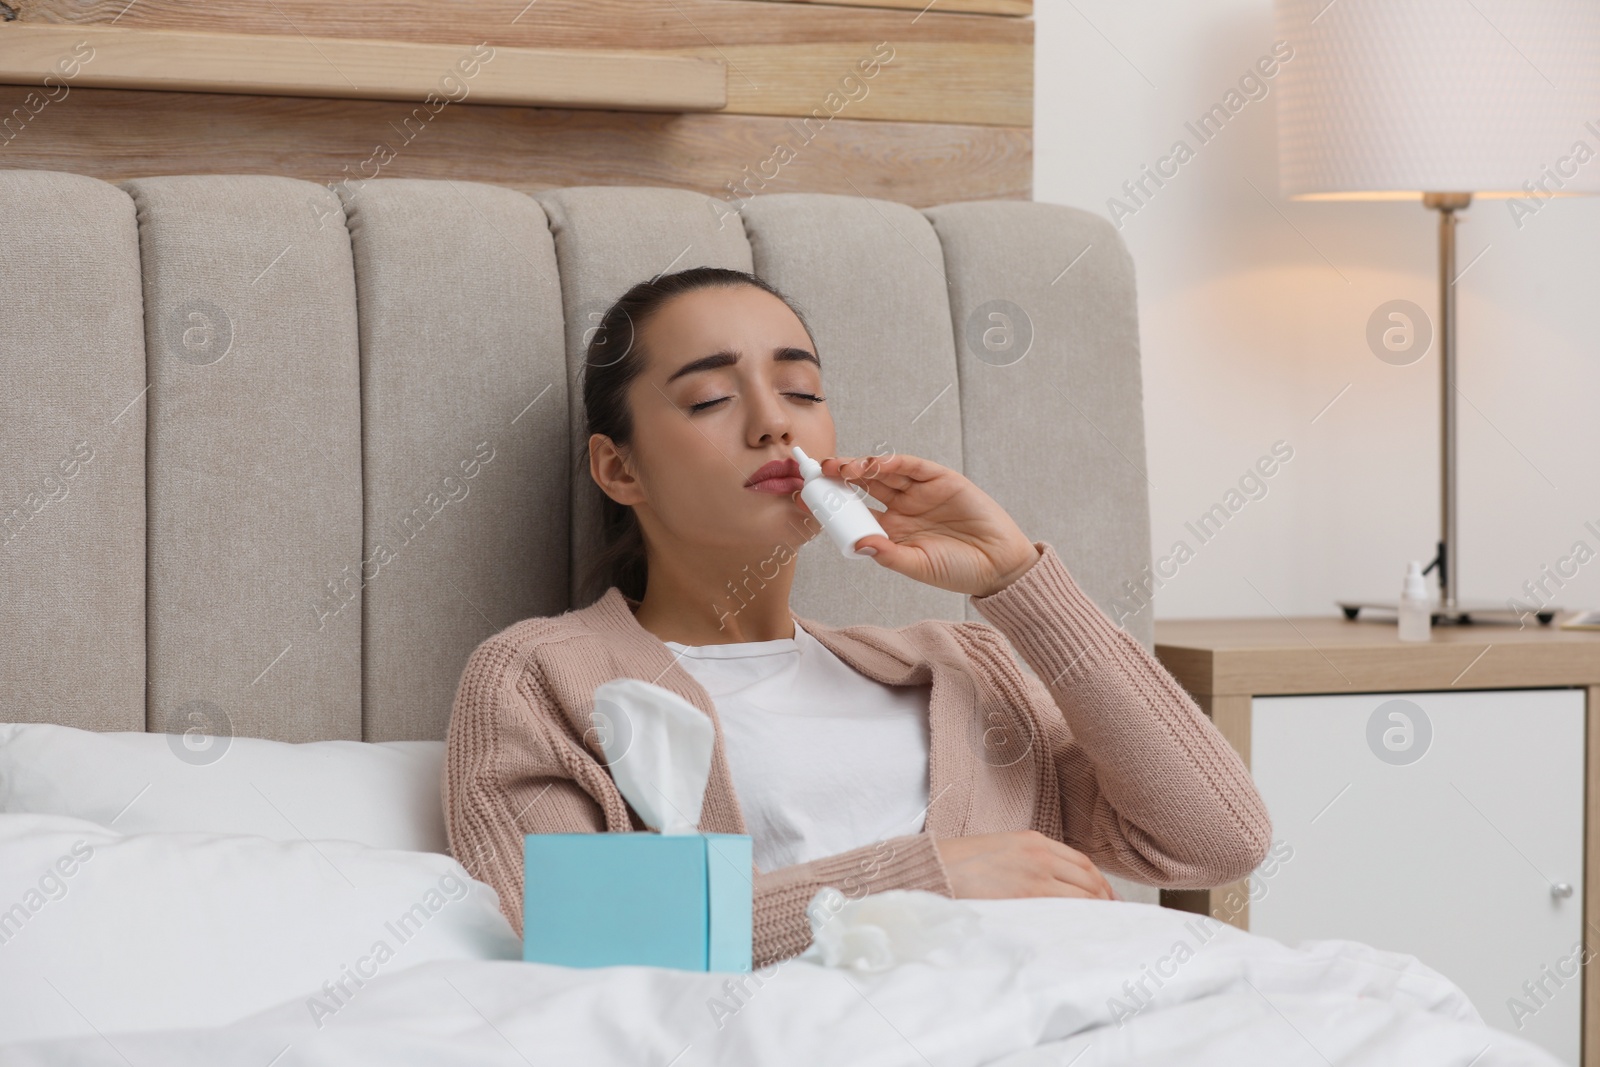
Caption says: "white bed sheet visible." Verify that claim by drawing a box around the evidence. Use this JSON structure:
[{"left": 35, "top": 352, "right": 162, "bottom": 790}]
[
  {"left": 0, "top": 813, "right": 520, "bottom": 1044},
  {"left": 0, "top": 886, "right": 1560, "bottom": 1066}
]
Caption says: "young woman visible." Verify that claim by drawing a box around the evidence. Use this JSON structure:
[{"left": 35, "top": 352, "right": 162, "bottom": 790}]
[{"left": 443, "top": 266, "right": 1271, "bottom": 967}]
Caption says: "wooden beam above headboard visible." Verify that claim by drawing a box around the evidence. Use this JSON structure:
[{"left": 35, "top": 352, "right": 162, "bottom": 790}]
[{"left": 0, "top": 24, "right": 728, "bottom": 111}]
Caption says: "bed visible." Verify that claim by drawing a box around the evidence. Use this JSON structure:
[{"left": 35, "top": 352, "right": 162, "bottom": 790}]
[{"left": 0, "top": 169, "right": 1561, "bottom": 1064}]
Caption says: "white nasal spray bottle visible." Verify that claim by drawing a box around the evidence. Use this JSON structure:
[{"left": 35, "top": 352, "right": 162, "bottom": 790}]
[
  {"left": 1397, "top": 560, "right": 1432, "bottom": 642},
  {"left": 792, "top": 445, "right": 887, "bottom": 559}
]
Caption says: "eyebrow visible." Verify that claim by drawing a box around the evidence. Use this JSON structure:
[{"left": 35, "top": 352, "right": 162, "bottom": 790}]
[{"left": 664, "top": 346, "right": 820, "bottom": 385}]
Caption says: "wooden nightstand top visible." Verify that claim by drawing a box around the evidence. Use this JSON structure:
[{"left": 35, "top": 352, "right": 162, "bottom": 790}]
[{"left": 1154, "top": 616, "right": 1600, "bottom": 697}]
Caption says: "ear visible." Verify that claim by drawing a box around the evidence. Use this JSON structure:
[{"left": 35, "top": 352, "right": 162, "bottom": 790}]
[{"left": 589, "top": 433, "right": 645, "bottom": 506}]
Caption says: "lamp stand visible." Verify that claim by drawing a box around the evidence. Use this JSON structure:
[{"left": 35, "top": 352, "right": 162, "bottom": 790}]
[
  {"left": 1424, "top": 191, "right": 1471, "bottom": 623},
  {"left": 1336, "top": 193, "right": 1558, "bottom": 627}
]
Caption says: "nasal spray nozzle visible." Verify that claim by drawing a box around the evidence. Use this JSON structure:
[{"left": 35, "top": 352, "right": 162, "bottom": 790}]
[{"left": 791, "top": 446, "right": 888, "bottom": 559}]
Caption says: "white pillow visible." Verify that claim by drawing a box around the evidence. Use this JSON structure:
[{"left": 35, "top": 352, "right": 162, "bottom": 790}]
[
  {"left": 0, "top": 722, "right": 448, "bottom": 853},
  {"left": 0, "top": 813, "right": 520, "bottom": 1043}
]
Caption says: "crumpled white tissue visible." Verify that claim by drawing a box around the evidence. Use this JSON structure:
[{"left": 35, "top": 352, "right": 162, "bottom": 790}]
[
  {"left": 801, "top": 887, "right": 981, "bottom": 972},
  {"left": 591, "top": 678, "right": 715, "bottom": 835}
]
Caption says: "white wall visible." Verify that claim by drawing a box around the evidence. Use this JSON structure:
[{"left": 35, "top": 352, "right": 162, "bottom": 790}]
[{"left": 1035, "top": 0, "right": 1600, "bottom": 622}]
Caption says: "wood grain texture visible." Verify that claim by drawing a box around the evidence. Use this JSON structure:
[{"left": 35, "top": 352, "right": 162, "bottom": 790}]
[
  {"left": 0, "top": 24, "right": 727, "bottom": 111},
  {"left": 753, "top": 0, "right": 1031, "bottom": 15},
  {"left": 1, "top": 0, "right": 1034, "bottom": 203},
  {"left": 3, "top": 25, "right": 1024, "bottom": 127},
  {"left": 665, "top": 42, "right": 1029, "bottom": 126},
  {"left": 13, "top": 0, "right": 1032, "bottom": 125},
  {"left": 1155, "top": 617, "right": 1600, "bottom": 696},
  {"left": 1203, "top": 692, "right": 1252, "bottom": 770},
  {"left": 15, "top": 0, "right": 1032, "bottom": 47},
  {"left": 0, "top": 86, "right": 1032, "bottom": 205}
]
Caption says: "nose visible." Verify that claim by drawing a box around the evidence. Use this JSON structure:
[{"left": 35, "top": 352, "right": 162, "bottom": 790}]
[{"left": 746, "top": 388, "right": 795, "bottom": 449}]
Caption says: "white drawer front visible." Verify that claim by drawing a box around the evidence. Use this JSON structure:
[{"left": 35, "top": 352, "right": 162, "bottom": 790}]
[{"left": 1250, "top": 689, "right": 1585, "bottom": 1065}]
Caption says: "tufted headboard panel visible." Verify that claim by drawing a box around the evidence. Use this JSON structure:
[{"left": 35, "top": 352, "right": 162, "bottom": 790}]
[{"left": 0, "top": 170, "right": 1150, "bottom": 743}]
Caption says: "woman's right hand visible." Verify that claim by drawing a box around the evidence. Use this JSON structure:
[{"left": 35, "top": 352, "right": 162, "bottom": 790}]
[{"left": 934, "top": 830, "right": 1117, "bottom": 901}]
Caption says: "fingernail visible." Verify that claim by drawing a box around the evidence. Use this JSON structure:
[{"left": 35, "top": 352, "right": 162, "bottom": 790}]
[{"left": 857, "top": 546, "right": 877, "bottom": 556}]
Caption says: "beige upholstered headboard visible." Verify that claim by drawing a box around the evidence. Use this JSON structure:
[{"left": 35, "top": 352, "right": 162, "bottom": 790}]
[{"left": 0, "top": 170, "right": 1149, "bottom": 745}]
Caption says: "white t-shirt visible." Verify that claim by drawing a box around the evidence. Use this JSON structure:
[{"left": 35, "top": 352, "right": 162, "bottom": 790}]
[{"left": 663, "top": 620, "right": 932, "bottom": 873}]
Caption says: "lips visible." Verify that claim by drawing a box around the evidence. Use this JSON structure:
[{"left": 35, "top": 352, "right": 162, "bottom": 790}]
[{"left": 744, "top": 457, "right": 803, "bottom": 493}]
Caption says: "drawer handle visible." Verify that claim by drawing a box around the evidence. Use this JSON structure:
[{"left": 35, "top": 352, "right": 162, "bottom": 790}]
[{"left": 1552, "top": 883, "right": 1574, "bottom": 899}]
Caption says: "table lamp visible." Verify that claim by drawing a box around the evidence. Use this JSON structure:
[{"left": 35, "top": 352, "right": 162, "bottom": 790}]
[{"left": 1274, "top": 0, "right": 1600, "bottom": 624}]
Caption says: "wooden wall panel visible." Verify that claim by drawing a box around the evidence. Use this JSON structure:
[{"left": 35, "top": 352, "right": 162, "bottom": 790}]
[
  {"left": 15, "top": 0, "right": 1030, "bottom": 49},
  {"left": 667, "top": 42, "right": 1028, "bottom": 126},
  {"left": 0, "top": 86, "right": 1030, "bottom": 206},
  {"left": 752, "top": 0, "right": 1030, "bottom": 15},
  {"left": 9, "top": 0, "right": 1030, "bottom": 127},
  {"left": 2, "top": 0, "right": 1032, "bottom": 209}
]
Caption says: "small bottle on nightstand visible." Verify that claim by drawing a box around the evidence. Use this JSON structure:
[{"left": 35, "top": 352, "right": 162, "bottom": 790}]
[{"left": 1398, "top": 560, "right": 1432, "bottom": 641}]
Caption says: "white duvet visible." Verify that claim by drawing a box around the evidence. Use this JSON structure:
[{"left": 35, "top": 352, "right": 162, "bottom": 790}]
[{"left": 0, "top": 814, "right": 1561, "bottom": 1066}]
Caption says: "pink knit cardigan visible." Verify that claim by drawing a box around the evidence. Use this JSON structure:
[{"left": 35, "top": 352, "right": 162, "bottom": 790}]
[{"left": 442, "top": 540, "right": 1272, "bottom": 967}]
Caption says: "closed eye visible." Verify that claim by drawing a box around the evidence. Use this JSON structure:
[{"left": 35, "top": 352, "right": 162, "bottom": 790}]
[{"left": 689, "top": 392, "right": 826, "bottom": 413}]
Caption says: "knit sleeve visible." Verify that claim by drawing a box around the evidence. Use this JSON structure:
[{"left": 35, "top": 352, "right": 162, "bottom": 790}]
[
  {"left": 443, "top": 631, "right": 956, "bottom": 967},
  {"left": 751, "top": 831, "right": 954, "bottom": 967},
  {"left": 442, "top": 633, "right": 616, "bottom": 941},
  {"left": 965, "top": 540, "right": 1272, "bottom": 888}
]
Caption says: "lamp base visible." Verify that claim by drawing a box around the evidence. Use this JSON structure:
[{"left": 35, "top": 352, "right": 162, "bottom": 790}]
[{"left": 1336, "top": 598, "right": 1558, "bottom": 627}]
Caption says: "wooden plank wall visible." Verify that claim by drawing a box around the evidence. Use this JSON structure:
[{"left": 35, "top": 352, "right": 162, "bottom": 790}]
[{"left": 0, "top": 0, "right": 1032, "bottom": 207}]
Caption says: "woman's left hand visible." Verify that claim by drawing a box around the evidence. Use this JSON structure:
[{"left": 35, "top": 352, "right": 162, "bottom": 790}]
[{"left": 808, "top": 452, "right": 1040, "bottom": 598}]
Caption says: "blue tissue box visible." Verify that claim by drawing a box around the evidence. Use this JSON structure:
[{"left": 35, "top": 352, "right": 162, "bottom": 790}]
[{"left": 522, "top": 832, "right": 752, "bottom": 972}]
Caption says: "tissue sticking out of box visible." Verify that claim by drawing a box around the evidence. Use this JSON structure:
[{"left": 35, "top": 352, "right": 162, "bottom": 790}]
[{"left": 592, "top": 678, "right": 715, "bottom": 836}]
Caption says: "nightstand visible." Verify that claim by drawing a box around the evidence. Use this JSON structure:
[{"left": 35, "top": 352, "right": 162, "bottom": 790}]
[{"left": 1153, "top": 617, "right": 1600, "bottom": 1066}]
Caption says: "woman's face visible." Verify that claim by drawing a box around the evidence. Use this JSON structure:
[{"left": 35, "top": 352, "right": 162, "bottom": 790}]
[{"left": 592, "top": 283, "right": 836, "bottom": 560}]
